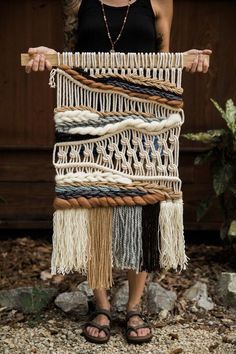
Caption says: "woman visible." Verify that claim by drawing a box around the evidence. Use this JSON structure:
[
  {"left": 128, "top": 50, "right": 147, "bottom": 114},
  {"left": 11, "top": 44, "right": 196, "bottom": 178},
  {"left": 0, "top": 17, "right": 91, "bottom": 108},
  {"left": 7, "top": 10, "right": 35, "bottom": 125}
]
[{"left": 26, "top": 0, "right": 212, "bottom": 345}]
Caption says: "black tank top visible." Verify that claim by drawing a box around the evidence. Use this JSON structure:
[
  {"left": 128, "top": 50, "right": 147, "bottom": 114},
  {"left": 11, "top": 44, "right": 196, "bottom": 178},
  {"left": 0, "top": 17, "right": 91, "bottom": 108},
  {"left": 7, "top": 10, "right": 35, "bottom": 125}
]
[{"left": 75, "top": 0, "right": 162, "bottom": 53}]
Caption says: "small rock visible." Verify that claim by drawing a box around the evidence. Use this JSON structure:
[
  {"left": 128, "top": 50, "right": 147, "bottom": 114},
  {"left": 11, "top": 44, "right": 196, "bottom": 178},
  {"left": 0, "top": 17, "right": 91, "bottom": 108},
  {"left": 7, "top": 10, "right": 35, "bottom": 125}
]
[
  {"left": 198, "top": 295, "right": 214, "bottom": 311},
  {"left": 169, "top": 332, "right": 179, "bottom": 340},
  {"left": 183, "top": 281, "right": 214, "bottom": 310},
  {"left": 217, "top": 272, "right": 236, "bottom": 309},
  {"left": 40, "top": 270, "right": 53, "bottom": 281},
  {"left": 51, "top": 275, "right": 65, "bottom": 285},
  {"left": 190, "top": 305, "right": 198, "bottom": 313},
  {"left": 170, "top": 349, "right": 183, "bottom": 354},
  {"left": 0, "top": 287, "right": 57, "bottom": 314},
  {"left": 54, "top": 291, "right": 88, "bottom": 316},
  {"left": 221, "top": 318, "right": 233, "bottom": 324},
  {"left": 77, "top": 281, "right": 94, "bottom": 299},
  {"left": 49, "top": 327, "right": 59, "bottom": 335},
  {"left": 147, "top": 282, "right": 177, "bottom": 314},
  {"left": 159, "top": 309, "right": 169, "bottom": 320},
  {"left": 112, "top": 281, "right": 129, "bottom": 314},
  {"left": 208, "top": 343, "right": 219, "bottom": 352}
]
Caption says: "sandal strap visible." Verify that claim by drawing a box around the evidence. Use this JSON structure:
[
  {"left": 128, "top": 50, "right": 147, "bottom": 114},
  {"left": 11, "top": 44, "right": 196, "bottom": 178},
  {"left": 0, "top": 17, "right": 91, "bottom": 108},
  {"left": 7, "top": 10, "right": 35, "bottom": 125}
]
[
  {"left": 94, "top": 308, "right": 112, "bottom": 321},
  {"left": 126, "top": 310, "right": 149, "bottom": 323},
  {"left": 126, "top": 323, "right": 151, "bottom": 335},
  {"left": 83, "top": 321, "right": 110, "bottom": 336}
]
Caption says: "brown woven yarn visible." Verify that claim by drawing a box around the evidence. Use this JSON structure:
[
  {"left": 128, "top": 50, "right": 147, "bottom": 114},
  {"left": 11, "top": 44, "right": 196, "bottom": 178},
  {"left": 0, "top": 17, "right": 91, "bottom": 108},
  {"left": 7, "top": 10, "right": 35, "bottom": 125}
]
[
  {"left": 53, "top": 191, "right": 182, "bottom": 210},
  {"left": 87, "top": 207, "right": 113, "bottom": 289}
]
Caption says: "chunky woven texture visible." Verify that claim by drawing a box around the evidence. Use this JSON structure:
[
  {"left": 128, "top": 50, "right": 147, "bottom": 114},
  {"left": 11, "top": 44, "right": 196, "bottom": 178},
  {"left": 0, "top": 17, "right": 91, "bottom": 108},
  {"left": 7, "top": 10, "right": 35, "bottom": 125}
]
[{"left": 50, "top": 52, "right": 188, "bottom": 288}]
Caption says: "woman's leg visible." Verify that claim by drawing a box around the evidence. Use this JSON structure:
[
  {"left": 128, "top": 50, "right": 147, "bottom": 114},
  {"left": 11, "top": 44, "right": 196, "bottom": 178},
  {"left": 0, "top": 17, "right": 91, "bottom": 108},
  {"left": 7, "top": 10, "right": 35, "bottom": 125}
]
[
  {"left": 85, "top": 288, "right": 111, "bottom": 338},
  {"left": 127, "top": 270, "right": 150, "bottom": 337}
]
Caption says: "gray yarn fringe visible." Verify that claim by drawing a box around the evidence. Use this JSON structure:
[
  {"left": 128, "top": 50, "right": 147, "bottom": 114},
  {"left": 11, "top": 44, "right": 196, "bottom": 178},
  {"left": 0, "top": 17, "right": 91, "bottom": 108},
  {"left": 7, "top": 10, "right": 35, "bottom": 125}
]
[{"left": 112, "top": 206, "right": 142, "bottom": 272}]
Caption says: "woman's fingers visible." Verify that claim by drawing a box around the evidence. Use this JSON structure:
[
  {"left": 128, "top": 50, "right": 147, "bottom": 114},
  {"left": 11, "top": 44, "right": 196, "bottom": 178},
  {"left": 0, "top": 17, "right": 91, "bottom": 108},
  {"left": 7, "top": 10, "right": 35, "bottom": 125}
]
[
  {"left": 196, "top": 53, "right": 204, "bottom": 72},
  {"left": 45, "top": 59, "right": 52, "bottom": 71},
  {"left": 190, "top": 57, "right": 199, "bottom": 74},
  {"left": 203, "top": 57, "right": 209, "bottom": 73},
  {"left": 25, "top": 59, "right": 34, "bottom": 74},
  {"left": 26, "top": 48, "right": 38, "bottom": 73},
  {"left": 202, "top": 49, "right": 212, "bottom": 55},
  {"left": 26, "top": 54, "right": 52, "bottom": 73},
  {"left": 32, "top": 54, "right": 40, "bottom": 71},
  {"left": 26, "top": 47, "right": 55, "bottom": 73},
  {"left": 184, "top": 49, "right": 212, "bottom": 73},
  {"left": 38, "top": 55, "right": 46, "bottom": 71},
  {"left": 28, "top": 47, "right": 38, "bottom": 55}
]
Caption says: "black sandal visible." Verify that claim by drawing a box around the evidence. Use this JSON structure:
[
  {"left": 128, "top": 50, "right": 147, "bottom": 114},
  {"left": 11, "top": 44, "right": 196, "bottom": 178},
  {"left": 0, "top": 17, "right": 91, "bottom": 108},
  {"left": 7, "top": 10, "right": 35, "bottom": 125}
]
[
  {"left": 126, "top": 310, "right": 153, "bottom": 344},
  {"left": 82, "top": 308, "right": 112, "bottom": 344}
]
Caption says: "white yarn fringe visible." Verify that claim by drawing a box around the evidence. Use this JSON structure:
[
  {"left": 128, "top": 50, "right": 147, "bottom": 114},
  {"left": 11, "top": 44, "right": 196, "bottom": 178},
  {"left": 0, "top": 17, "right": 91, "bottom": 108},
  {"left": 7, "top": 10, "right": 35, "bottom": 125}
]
[
  {"left": 158, "top": 199, "right": 189, "bottom": 271},
  {"left": 51, "top": 209, "right": 90, "bottom": 275}
]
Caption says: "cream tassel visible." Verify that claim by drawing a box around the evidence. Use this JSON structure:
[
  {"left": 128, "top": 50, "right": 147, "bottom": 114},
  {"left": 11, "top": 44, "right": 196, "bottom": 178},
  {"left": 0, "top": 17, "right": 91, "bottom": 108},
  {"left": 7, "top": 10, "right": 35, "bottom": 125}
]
[
  {"left": 158, "top": 199, "right": 189, "bottom": 271},
  {"left": 51, "top": 209, "right": 90, "bottom": 275}
]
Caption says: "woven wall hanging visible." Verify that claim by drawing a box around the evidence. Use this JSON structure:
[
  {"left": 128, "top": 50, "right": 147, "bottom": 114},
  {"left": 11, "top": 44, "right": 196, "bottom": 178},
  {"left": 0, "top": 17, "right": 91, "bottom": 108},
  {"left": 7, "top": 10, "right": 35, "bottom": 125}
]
[{"left": 46, "top": 52, "right": 188, "bottom": 289}]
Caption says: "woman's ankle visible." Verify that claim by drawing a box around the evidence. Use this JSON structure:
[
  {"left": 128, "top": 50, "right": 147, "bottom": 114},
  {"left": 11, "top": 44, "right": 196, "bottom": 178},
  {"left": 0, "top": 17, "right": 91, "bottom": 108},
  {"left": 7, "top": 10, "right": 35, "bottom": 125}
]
[
  {"left": 93, "top": 288, "right": 111, "bottom": 311},
  {"left": 96, "top": 303, "right": 111, "bottom": 311},
  {"left": 126, "top": 302, "right": 141, "bottom": 312}
]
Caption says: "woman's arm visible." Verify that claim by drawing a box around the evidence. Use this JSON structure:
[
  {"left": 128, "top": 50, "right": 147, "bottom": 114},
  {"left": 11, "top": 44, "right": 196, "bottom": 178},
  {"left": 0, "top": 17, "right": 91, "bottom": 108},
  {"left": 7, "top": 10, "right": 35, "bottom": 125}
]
[
  {"left": 62, "top": 0, "right": 82, "bottom": 52},
  {"left": 151, "top": 0, "right": 212, "bottom": 73},
  {"left": 151, "top": 0, "right": 173, "bottom": 52}
]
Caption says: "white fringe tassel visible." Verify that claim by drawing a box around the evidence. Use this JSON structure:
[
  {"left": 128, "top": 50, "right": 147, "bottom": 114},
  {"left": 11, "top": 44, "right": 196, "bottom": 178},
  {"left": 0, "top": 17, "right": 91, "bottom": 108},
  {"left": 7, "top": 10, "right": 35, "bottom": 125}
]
[
  {"left": 158, "top": 199, "right": 189, "bottom": 271},
  {"left": 51, "top": 209, "right": 90, "bottom": 275}
]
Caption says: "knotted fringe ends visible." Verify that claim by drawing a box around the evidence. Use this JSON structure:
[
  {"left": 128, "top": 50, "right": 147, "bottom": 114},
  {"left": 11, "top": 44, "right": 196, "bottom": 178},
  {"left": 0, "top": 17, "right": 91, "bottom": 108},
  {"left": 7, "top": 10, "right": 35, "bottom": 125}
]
[{"left": 51, "top": 198, "right": 188, "bottom": 289}]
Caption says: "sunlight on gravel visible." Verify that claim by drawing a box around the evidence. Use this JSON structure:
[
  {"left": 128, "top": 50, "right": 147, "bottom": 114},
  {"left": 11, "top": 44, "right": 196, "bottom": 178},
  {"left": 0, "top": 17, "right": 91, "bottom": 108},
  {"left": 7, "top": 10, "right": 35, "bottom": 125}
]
[{"left": 1, "top": 318, "right": 236, "bottom": 354}]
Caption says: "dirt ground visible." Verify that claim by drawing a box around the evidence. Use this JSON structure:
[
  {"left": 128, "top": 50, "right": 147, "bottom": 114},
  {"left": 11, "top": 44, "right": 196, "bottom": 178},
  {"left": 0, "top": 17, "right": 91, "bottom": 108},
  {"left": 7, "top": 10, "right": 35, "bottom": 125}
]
[{"left": 0, "top": 234, "right": 235, "bottom": 354}]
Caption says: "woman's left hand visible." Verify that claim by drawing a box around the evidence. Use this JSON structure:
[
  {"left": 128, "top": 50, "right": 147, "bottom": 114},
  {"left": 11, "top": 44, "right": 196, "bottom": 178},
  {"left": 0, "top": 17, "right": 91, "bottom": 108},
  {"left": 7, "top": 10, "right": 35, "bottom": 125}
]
[{"left": 184, "top": 49, "right": 212, "bottom": 74}]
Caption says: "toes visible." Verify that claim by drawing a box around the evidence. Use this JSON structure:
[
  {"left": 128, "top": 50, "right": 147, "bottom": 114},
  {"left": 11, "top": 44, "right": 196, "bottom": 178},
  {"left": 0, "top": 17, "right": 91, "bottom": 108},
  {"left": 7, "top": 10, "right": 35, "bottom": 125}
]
[
  {"left": 137, "top": 328, "right": 150, "bottom": 337},
  {"left": 138, "top": 328, "right": 144, "bottom": 336},
  {"left": 87, "top": 326, "right": 93, "bottom": 335},
  {"left": 86, "top": 326, "right": 92, "bottom": 335},
  {"left": 89, "top": 327, "right": 98, "bottom": 337},
  {"left": 93, "top": 328, "right": 99, "bottom": 337},
  {"left": 129, "top": 330, "right": 137, "bottom": 337},
  {"left": 98, "top": 330, "right": 106, "bottom": 338}
]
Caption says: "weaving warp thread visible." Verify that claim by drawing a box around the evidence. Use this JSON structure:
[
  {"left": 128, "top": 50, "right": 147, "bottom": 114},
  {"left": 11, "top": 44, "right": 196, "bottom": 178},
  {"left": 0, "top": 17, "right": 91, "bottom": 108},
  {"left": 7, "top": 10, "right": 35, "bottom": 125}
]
[{"left": 50, "top": 52, "right": 189, "bottom": 289}]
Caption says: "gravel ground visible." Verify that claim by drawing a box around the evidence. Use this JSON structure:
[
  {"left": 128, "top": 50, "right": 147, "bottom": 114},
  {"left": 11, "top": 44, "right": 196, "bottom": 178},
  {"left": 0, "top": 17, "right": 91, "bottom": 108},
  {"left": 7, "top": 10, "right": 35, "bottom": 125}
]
[
  {"left": 1, "top": 310, "right": 236, "bottom": 354},
  {"left": 1, "top": 237, "right": 236, "bottom": 354}
]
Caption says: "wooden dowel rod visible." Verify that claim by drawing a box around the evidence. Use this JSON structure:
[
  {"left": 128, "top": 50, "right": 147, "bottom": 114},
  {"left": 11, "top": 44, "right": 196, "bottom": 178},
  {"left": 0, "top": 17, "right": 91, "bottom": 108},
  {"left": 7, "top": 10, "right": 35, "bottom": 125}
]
[{"left": 21, "top": 52, "right": 210, "bottom": 68}]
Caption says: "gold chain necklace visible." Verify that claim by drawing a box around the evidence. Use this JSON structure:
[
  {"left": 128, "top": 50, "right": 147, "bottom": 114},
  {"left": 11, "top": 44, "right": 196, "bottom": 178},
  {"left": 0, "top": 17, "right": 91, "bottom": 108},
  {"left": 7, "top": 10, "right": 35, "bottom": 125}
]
[{"left": 100, "top": 0, "right": 132, "bottom": 53}]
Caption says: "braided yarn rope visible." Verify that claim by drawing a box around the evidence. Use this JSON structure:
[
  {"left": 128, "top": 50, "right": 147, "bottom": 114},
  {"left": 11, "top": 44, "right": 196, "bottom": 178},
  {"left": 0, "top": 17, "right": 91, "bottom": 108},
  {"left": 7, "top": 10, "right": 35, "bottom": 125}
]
[{"left": 50, "top": 52, "right": 189, "bottom": 288}]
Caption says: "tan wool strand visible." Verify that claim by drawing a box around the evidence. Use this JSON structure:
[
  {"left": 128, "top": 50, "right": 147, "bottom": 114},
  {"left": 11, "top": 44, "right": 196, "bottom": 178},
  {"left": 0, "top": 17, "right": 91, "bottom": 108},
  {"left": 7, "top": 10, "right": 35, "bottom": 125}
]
[{"left": 87, "top": 207, "right": 113, "bottom": 289}]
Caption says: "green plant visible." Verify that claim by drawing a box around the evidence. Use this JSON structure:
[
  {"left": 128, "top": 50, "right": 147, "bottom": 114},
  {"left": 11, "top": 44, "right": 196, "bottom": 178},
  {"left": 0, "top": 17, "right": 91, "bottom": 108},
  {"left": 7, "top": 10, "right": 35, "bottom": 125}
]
[{"left": 183, "top": 99, "right": 236, "bottom": 241}]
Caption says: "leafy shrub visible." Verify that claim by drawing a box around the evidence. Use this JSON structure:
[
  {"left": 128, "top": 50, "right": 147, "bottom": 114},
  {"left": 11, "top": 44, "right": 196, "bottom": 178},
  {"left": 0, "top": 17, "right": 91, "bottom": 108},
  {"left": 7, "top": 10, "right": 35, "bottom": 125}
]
[{"left": 183, "top": 99, "right": 236, "bottom": 241}]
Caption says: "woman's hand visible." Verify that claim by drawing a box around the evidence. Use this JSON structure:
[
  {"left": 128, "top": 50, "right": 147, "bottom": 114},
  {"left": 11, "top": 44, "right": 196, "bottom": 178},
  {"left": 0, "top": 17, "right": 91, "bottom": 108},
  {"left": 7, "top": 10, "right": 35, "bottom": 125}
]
[
  {"left": 184, "top": 49, "right": 212, "bottom": 74},
  {"left": 25, "top": 46, "right": 57, "bottom": 74}
]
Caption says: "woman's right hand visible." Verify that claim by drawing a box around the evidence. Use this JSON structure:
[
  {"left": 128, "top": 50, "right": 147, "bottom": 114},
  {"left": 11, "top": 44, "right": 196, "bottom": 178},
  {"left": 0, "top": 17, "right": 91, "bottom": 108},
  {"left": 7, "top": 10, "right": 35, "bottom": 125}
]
[{"left": 25, "top": 46, "right": 57, "bottom": 74}]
